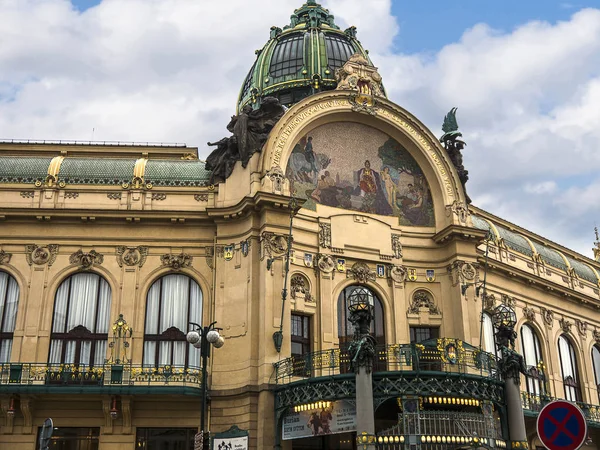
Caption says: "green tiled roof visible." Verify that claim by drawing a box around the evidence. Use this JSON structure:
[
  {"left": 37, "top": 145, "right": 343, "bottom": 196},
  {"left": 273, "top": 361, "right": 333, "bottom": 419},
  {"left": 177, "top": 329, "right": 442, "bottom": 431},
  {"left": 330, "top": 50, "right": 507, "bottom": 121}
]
[
  {"left": 471, "top": 215, "right": 492, "bottom": 233},
  {"left": 495, "top": 224, "right": 534, "bottom": 257},
  {"left": 145, "top": 160, "right": 210, "bottom": 187},
  {"left": 59, "top": 158, "right": 135, "bottom": 185},
  {"left": 564, "top": 255, "right": 598, "bottom": 283},
  {"left": 530, "top": 240, "right": 568, "bottom": 272},
  {"left": 0, "top": 157, "right": 52, "bottom": 183}
]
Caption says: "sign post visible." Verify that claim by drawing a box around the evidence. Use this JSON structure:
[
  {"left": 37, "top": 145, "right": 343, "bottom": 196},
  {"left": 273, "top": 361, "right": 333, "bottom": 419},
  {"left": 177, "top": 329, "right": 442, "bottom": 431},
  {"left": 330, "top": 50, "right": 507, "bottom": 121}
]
[
  {"left": 537, "top": 400, "right": 587, "bottom": 450},
  {"left": 39, "top": 418, "right": 54, "bottom": 450}
]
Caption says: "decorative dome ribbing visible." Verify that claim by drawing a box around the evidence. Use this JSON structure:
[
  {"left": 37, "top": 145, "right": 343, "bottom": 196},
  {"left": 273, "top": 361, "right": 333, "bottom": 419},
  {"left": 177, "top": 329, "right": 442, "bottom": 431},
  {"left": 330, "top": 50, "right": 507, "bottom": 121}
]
[{"left": 237, "top": 0, "right": 383, "bottom": 111}]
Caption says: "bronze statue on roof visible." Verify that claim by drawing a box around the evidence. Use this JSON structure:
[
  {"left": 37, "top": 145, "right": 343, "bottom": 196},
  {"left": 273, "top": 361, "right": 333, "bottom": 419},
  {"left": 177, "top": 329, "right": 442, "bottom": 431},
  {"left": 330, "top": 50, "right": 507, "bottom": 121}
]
[{"left": 440, "top": 107, "right": 470, "bottom": 203}]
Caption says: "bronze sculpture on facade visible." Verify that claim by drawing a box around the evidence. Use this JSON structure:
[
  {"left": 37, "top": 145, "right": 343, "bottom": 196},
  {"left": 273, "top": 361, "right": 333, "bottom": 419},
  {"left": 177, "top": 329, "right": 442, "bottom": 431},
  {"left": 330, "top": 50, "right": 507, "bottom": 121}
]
[
  {"left": 206, "top": 97, "right": 285, "bottom": 184},
  {"left": 440, "top": 107, "right": 470, "bottom": 203}
]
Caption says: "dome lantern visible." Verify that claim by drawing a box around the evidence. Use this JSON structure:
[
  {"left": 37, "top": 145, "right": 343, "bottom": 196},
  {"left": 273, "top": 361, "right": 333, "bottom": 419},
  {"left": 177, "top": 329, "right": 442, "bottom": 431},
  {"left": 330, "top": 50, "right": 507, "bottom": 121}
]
[{"left": 237, "top": 0, "right": 384, "bottom": 112}]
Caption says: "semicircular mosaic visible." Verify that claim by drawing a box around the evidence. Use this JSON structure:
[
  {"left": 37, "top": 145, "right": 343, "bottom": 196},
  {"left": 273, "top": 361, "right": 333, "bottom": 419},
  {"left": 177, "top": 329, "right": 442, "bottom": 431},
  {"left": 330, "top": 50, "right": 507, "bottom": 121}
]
[{"left": 285, "top": 122, "right": 435, "bottom": 226}]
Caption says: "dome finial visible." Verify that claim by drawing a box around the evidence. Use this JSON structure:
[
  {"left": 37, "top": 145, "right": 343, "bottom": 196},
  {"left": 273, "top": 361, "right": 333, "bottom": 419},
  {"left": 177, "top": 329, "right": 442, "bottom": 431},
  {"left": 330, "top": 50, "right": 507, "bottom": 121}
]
[{"left": 594, "top": 226, "right": 600, "bottom": 261}]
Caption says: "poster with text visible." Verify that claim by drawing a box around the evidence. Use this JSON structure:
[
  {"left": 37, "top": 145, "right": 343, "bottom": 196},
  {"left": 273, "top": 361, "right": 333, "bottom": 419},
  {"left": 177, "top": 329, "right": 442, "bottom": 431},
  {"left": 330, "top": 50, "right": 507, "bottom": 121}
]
[
  {"left": 213, "top": 436, "right": 248, "bottom": 450},
  {"left": 282, "top": 400, "right": 356, "bottom": 440}
]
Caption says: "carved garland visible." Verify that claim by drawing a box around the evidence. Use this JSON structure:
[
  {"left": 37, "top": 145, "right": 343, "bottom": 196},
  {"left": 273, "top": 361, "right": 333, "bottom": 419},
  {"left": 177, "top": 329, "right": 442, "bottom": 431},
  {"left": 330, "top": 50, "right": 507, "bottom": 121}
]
[
  {"left": 347, "top": 262, "right": 375, "bottom": 284},
  {"left": 319, "top": 223, "right": 331, "bottom": 249},
  {"left": 407, "top": 290, "right": 441, "bottom": 315},
  {"left": 161, "top": 253, "right": 192, "bottom": 270},
  {"left": 290, "top": 274, "right": 313, "bottom": 302},
  {"left": 70, "top": 250, "right": 104, "bottom": 269}
]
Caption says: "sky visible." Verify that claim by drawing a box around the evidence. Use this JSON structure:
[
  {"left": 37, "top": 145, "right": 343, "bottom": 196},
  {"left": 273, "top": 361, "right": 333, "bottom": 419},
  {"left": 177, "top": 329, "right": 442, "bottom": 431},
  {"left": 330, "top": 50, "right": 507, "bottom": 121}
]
[{"left": 1, "top": 0, "right": 600, "bottom": 260}]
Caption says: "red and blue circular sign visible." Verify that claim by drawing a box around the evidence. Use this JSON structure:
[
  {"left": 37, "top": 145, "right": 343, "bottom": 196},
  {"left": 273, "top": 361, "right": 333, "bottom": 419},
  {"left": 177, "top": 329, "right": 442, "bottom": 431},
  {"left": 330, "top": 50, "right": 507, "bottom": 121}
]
[{"left": 537, "top": 400, "right": 587, "bottom": 450}]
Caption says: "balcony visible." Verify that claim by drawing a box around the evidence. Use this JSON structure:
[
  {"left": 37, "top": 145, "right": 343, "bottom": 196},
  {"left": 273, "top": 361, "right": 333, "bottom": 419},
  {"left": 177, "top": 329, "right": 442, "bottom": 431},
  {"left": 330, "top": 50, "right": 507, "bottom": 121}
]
[
  {"left": 521, "top": 392, "right": 600, "bottom": 427},
  {"left": 0, "top": 363, "right": 202, "bottom": 395}
]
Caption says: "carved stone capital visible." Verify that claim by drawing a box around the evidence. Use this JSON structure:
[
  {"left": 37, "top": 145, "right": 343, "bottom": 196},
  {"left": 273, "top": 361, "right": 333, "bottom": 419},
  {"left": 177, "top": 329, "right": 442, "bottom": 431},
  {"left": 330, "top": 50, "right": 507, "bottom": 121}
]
[
  {"left": 116, "top": 246, "right": 148, "bottom": 268},
  {"left": 407, "top": 290, "right": 441, "bottom": 315},
  {"left": 160, "top": 253, "right": 192, "bottom": 270},
  {"left": 318, "top": 223, "right": 331, "bottom": 249},
  {"left": 25, "top": 244, "right": 59, "bottom": 266},
  {"left": 347, "top": 262, "right": 375, "bottom": 284},
  {"left": 445, "top": 200, "right": 469, "bottom": 224},
  {"left": 70, "top": 249, "right": 104, "bottom": 269},
  {"left": 0, "top": 250, "right": 12, "bottom": 265}
]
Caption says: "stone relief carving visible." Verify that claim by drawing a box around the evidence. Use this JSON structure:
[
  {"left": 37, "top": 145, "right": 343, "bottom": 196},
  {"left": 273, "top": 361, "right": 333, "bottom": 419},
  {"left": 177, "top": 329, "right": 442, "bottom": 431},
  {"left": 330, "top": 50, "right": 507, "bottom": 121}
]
[
  {"left": 522, "top": 306, "right": 535, "bottom": 322},
  {"left": 347, "top": 262, "right": 376, "bottom": 284},
  {"left": 482, "top": 293, "right": 496, "bottom": 312},
  {"left": 25, "top": 244, "right": 59, "bottom": 267},
  {"left": 116, "top": 246, "right": 149, "bottom": 268},
  {"left": 559, "top": 318, "right": 572, "bottom": 334},
  {"left": 319, "top": 223, "right": 331, "bottom": 249},
  {"left": 160, "top": 253, "right": 192, "bottom": 270},
  {"left": 290, "top": 274, "right": 313, "bottom": 302},
  {"left": 540, "top": 307, "right": 554, "bottom": 326},
  {"left": 194, "top": 194, "right": 209, "bottom": 202},
  {"left": 335, "top": 53, "right": 384, "bottom": 97},
  {"left": 261, "top": 232, "right": 288, "bottom": 260},
  {"left": 594, "top": 329, "right": 600, "bottom": 344},
  {"left": 107, "top": 192, "right": 122, "bottom": 200},
  {"left": 407, "top": 290, "right": 441, "bottom": 315},
  {"left": 0, "top": 250, "right": 12, "bottom": 265},
  {"left": 205, "top": 247, "right": 214, "bottom": 269},
  {"left": 266, "top": 165, "right": 286, "bottom": 194},
  {"left": 501, "top": 294, "right": 516, "bottom": 309},
  {"left": 317, "top": 254, "right": 335, "bottom": 274},
  {"left": 391, "top": 234, "right": 402, "bottom": 259},
  {"left": 575, "top": 319, "right": 588, "bottom": 337},
  {"left": 70, "top": 249, "right": 104, "bottom": 269},
  {"left": 447, "top": 260, "right": 479, "bottom": 286},
  {"left": 388, "top": 265, "right": 407, "bottom": 284},
  {"left": 445, "top": 200, "right": 469, "bottom": 223}
]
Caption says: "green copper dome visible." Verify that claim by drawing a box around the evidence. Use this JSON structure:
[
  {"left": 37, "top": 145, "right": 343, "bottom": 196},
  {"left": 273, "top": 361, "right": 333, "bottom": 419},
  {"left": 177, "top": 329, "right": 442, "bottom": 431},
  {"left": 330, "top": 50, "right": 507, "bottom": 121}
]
[{"left": 237, "top": 0, "right": 379, "bottom": 111}]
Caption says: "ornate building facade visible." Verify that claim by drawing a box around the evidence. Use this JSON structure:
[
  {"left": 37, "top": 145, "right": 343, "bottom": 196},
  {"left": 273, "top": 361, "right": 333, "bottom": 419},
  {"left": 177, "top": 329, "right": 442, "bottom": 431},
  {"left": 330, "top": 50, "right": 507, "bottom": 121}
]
[{"left": 1, "top": 2, "right": 600, "bottom": 449}]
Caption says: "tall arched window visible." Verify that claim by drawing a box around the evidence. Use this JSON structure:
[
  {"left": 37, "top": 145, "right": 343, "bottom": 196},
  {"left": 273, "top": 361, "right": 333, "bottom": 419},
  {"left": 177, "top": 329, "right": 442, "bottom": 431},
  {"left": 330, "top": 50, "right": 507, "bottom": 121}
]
[
  {"left": 337, "top": 286, "right": 385, "bottom": 348},
  {"left": 0, "top": 272, "right": 20, "bottom": 362},
  {"left": 520, "top": 324, "right": 544, "bottom": 396},
  {"left": 592, "top": 346, "right": 600, "bottom": 403},
  {"left": 143, "top": 274, "right": 202, "bottom": 368},
  {"left": 558, "top": 335, "right": 581, "bottom": 402},
  {"left": 49, "top": 273, "right": 111, "bottom": 366},
  {"left": 482, "top": 313, "right": 496, "bottom": 355}
]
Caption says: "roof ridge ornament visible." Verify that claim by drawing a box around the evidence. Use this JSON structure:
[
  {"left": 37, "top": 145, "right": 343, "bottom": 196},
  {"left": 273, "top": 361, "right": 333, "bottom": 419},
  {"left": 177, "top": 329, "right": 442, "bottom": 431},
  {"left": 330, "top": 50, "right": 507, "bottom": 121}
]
[
  {"left": 593, "top": 226, "right": 600, "bottom": 262},
  {"left": 440, "top": 107, "right": 470, "bottom": 204}
]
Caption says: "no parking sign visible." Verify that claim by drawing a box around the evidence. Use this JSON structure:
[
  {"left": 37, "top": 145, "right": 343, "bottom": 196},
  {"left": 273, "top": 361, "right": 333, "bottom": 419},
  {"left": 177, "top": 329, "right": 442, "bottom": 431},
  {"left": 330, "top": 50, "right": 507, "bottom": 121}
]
[{"left": 537, "top": 400, "right": 587, "bottom": 450}]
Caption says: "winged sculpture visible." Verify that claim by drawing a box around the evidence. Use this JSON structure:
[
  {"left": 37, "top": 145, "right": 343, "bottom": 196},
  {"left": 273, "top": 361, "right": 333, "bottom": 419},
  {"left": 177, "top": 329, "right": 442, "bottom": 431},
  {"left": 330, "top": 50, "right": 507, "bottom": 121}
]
[{"left": 439, "top": 107, "right": 470, "bottom": 203}]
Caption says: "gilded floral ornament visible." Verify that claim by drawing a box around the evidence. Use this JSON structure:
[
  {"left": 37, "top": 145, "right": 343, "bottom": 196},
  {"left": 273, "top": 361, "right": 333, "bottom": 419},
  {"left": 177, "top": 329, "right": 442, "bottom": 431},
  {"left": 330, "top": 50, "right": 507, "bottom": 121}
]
[
  {"left": 25, "top": 244, "right": 59, "bottom": 266},
  {"left": 0, "top": 250, "right": 12, "bottom": 265},
  {"left": 70, "top": 249, "right": 104, "bottom": 269},
  {"left": 347, "top": 262, "right": 376, "bottom": 284},
  {"left": 116, "top": 246, "right": 149, "bottom": 268},
  {"left": 161, "top": 253, "right": 192, "bottom": 270}
]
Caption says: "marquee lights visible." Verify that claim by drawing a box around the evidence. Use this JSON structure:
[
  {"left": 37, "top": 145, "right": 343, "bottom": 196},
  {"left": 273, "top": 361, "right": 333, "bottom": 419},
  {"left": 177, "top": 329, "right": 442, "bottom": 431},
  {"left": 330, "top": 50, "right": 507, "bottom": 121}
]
[
  {"left": 292, "top": 401, "right": 333, "bottom": 413},
  {"left": 418, "top": 436, "right": 491, "bottom": 445},
  {"left": 377, "top": 435, "right": 405, "bottom": 444},
  {"left": 422, "top": 396, "right": 480, "bottom": 406}
]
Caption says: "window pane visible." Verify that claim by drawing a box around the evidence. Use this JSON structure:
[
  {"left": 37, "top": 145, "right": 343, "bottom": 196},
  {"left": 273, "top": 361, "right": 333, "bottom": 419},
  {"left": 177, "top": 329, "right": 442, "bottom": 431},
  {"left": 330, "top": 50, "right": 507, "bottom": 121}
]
[
  {"left": 0, "top": 272, "right": 20, "bottom": 363},
  {"left": 482, "top": 313, "right": 496, "bottom": 354},
  {"left": 592, "top": 346, "right": 600, "bottom": 386}
]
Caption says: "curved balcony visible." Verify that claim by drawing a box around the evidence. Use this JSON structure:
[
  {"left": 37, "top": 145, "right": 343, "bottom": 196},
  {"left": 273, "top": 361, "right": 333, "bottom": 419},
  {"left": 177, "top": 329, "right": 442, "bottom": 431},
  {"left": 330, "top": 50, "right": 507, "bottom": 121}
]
[
  {"left": 521, "top": 392, "right": 600, "bottom": 428},
  {"left": 0, "top": 363, "right": 202, "bottom": 395}
]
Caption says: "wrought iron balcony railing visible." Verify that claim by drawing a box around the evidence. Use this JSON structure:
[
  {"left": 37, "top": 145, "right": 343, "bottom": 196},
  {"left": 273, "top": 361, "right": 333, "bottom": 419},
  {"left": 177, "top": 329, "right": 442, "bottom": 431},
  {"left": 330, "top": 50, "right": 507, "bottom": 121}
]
[
  {"left": 0, "top": 363, "right": 202, "bottom": 392},
  {"left": 274, "top": 339, "right": 498, "bottom": 384},
  {"left": 521, "top": 391, "right": 600, "bottom": 425}
]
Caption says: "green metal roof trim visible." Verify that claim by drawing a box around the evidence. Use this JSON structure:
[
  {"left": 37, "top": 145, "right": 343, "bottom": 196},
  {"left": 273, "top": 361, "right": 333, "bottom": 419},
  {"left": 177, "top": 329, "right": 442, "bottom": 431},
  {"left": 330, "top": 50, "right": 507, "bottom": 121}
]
[
  {"left": 59, "top": 158, "right": 135, "bottom": 185},
  {"left": 530, "top": 240, "right": 568, "bottom": 271},
  {"left": 565, "top": 255, "right": 598, "bottom": 283},
  {"left": 0, "top": 156, "right": 52, "bottom": 184},
  {"left": 145, "top": 160, "right": 210, "bottom": 187},
  {"left": 495, "top": 224, "right": 534, "bottom": 257}
]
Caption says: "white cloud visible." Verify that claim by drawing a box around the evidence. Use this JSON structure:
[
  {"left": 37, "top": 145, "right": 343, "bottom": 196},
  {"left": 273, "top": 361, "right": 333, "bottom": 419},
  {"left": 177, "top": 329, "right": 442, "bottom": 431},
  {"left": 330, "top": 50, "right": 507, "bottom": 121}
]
[{"left": 0, "top": 0, "right": 598, "bottom": 258}]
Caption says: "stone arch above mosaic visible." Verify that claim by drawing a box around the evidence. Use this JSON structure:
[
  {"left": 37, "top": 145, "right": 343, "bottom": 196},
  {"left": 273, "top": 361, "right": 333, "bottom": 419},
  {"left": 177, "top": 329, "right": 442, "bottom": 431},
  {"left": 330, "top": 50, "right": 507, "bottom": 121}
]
[{"left": 285, "top": 122, "right": 435, "bottom": 226}]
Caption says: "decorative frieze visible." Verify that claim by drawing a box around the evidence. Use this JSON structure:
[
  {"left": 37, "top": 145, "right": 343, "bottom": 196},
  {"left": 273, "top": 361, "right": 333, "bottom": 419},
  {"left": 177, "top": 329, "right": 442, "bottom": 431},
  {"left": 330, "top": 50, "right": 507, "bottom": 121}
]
[
  {"left": 194, "top": 194, "right": 208, "bottom": 202},
  {"left": 116, "top": 246, "right": 149, "bottom": 268},
  {"left": 347, "top": 262, "right": 375, "bottom": 284},
  {"left": 151, "top": 193, "right": 167, "bottom": 201},
  {"left": 20, "top": 191, "right": 34, "bottom": 198},
  {"left": 407, "top": 290, "right": 441, "bottom": 315},
  {"left": 107, "top": 192, "right": 122, "bottom": 200},
  {"left": 161, "top": 253, "right": 192, "bottom": 270},
  {"left": 70, "top": 249, "right": 104, "bottom": 269},
  {"left": 0, "top": 250, "right": 12, "bottom": 265},
  {"left": 65, "top": 192, "right": 79, "bottom": 199},
  {"left": 25, "top": 244, "right": 59, "bottom": 267}
]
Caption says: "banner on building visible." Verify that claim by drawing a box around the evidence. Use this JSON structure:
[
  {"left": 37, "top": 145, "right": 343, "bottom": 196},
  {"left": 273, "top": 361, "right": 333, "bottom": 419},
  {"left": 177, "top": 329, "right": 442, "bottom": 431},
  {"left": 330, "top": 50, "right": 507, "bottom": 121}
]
[{"left": 282, "top": 400, "right": 356, "bottom": 440}]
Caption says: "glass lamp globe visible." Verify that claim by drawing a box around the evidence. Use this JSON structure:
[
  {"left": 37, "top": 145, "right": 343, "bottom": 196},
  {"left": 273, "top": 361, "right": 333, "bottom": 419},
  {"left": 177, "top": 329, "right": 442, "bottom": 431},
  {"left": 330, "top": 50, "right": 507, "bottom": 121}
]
[
  {"left": 213, "top": 335, "right": 225, "bottom": 349},
  {"left": 206, "top": 330, "right": 220, "bottom": 344},
  {"left": 193, "top": 339, "right": 203, "bottom": 349},
  {"left": 347, "top": 287, "right": 374, "bottom": 314},
  {"left": 492, "top": 304, "right": 517, "bottom": 329},
  {"left": 186, "top": 330, "right": 201, "bottom": 344}
]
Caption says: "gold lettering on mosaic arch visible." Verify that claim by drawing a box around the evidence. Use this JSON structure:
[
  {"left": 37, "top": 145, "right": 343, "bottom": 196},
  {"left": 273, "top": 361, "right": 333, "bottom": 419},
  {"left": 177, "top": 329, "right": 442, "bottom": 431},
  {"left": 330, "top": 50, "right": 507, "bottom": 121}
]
[{"left": 285, "top": 122, "right": 435, "bottom": 227}]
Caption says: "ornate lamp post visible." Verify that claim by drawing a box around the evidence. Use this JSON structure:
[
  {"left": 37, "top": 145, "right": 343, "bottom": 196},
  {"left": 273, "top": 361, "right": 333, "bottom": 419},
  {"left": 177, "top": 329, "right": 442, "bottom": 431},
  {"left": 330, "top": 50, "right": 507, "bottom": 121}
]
[
  {"left": 347, "top": 287, "right": 377, "bottom": 449},
  {"left": 492, "top": 304, "right": 528, "bottom": 449},
  {"left": 186, "top": 321, "right": 225, "bottom": 447}
]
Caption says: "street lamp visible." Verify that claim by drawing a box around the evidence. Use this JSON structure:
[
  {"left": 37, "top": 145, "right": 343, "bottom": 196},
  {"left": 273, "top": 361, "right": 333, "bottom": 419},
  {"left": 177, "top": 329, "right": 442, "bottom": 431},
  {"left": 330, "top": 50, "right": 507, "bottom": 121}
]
[
  {"left": 492, "top": 304, "right": 517, "bottom": 349},
  {"left": 347, "top": 287, "right": 374, "bottom": 336},
  {"left": 186, "top": 321, "right": 224, "bottom": 445}
]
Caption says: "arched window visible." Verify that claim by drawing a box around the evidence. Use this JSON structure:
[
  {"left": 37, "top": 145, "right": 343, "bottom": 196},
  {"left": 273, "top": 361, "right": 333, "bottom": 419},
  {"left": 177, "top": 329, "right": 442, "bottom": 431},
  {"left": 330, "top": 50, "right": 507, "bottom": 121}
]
[
  {"left": 482, "top": 313, "right": 496, "bottom": 355},
  {"left": 143, "top": 274, "right": 202, "bottom": 368},
  {"left": 49, "top": 273, "right": 111, "bottom": 367},
  {"left": 337, "top": 286, "right": 385, "bottom": 348},
  {"left": 0, "top": 272, "right": 20, "bottom": 362},
  {"left": 520, "top": 324, "right": 544, "bottom": 396},
  {"left": 592, "top": 346, "right": 600, "bottom": 403},
  {"left": 558, "top": 335, "right": 581, "bottom": 402}
]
